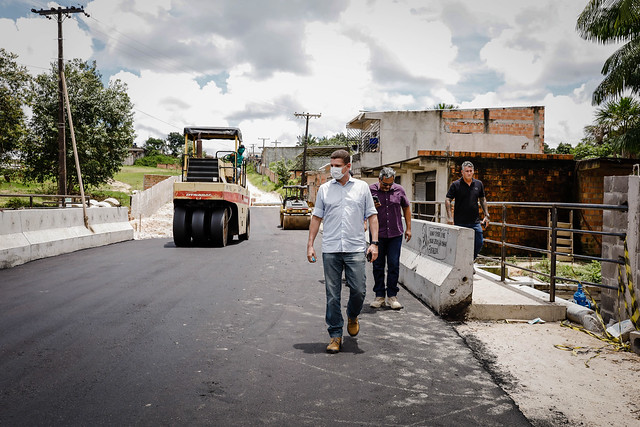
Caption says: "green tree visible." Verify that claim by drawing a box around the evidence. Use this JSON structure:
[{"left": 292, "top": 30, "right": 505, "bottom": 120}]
[
  {"left": 432, "top": 103, "right": 458, "bottom": 109},
  {"left": 582, "top": 96, "right": 640, "bottom": 156},
  {"left": 315, "top": 132, "right": 350, "bottom": 146},
  {"left": 166, "top": 131, "right": 184, "bottom": 156},
  {"left": 23, "top": 59, "right": 135, "bottom": 191},
  {"left": 271, "top": 158, "right": 293, "bottom": 187},
  {"left": 556, "top": 142, "right": 573, "bottom": 154},
  {"left": 0, "top": 49, "right": 30, "bottom": 177},
  {"left": 577, "top": 0, "right": 640, "bottom": 104},
  {"left": 296, "top": 134, "right": 319, "bottom": 146},
  {"left": 572, "top": 140, "right": 614, "bottom": 159},
  {"left": 143, "top": 137, "right": 166, "bottom": 155}
]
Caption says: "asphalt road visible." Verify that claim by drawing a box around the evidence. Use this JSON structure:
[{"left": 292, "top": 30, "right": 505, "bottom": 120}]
[{"left": 0, "top": 207, "right": 530, "bottom": 426}]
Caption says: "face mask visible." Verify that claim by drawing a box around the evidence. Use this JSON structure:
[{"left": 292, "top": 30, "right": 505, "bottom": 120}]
[{"left": 330, "top": 166, "right": 346, "bottom": 180}]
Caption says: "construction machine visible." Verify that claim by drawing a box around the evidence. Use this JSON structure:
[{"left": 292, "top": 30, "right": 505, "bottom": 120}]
[
  {"left": 280, "top": 185, "right": 312, "bottom": 230},
  {"left": 173, "top": 127, "right": 250, "bottom": 247}
]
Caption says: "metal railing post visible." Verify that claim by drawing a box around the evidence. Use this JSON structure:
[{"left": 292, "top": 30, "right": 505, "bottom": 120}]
[
  {"left": 549, "top": 205, "right": 558, "bottom": 302},
  {"left": 500, "top": 204, "right": 507, "bottom": 281}
]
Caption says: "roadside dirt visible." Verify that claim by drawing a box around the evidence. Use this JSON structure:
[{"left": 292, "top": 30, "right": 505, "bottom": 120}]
[{"left": 456, "top": 321, "right": 640, "bottom": 427}]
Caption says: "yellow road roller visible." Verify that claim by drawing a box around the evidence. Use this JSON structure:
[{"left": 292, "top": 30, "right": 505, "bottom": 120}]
[
  {"left": 173, "top": 127, "right": 250, "bottom": 247},
  {"left": 280, "top": 185, "right": 312, "bottom": 230}
]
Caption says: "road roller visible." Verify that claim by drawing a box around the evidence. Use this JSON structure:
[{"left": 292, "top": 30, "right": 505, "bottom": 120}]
[
  {"left": 172, "top": 127, "right": 250, "bottom": 247},
  {"left": 280, "top": 185, "right": 312, "bottom": 230}
]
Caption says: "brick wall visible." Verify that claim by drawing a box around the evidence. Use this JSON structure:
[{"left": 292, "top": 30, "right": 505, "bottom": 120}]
[
  {"left": 442, "top": 106, "right": 544, "bottom": 152},
  {"left": 438, "top": 152, "right": 574, "bottom": 257}
]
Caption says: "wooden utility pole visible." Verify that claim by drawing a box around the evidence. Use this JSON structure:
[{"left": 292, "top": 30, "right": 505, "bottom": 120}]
[
  {"left": 258, "top": 137, "right": 269, "bottom": 184},
  {"left": 32, "top": 6, "right": 87, "bottom": 197},
  {"left": 271, "top": 140, "right": 281, "bottom": 161},
  {"left": 294, "top": 112, "right": 321, "bottom": 187}
]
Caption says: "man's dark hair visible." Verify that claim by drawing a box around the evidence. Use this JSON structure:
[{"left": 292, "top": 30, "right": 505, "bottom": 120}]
[{"left": 330, "top": 149, "right": 350, "bottom": 164}]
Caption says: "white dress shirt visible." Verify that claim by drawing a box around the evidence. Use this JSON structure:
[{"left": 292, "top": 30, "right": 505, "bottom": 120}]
[{"left": 312, "top": 176, "right": 377, "bottom": 253}]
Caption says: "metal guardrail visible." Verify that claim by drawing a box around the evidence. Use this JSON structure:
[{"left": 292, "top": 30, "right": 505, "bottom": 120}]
[
  {"left": 410, "top": 200, "right": 628, "bottom": 302},
  {"left": 0, "top": 193, "right": 89, "bottom": 208}
]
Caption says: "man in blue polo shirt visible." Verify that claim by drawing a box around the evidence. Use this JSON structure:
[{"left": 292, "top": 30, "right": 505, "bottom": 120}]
[
  {"left": 307, "top": 149, "right": 379, "bottom": 354},
  {"left": 445, "top": 161, "right": 490, "bottom": 260}
]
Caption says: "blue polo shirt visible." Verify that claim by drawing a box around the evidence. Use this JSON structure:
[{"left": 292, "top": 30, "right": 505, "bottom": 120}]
[{"left": 312, "top": 176, "right": 378, "bottom": 253}]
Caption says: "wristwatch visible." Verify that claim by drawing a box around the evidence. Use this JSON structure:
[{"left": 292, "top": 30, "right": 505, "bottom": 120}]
[{"left": 370, "top": 241, "right": 379, "bottom": 246}]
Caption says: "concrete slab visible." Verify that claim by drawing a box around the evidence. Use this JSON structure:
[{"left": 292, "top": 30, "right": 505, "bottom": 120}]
[{"left": 467, "top": 273, "right": 566, "bottom": 322}]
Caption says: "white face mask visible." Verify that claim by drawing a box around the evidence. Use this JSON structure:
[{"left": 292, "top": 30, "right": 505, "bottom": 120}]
[{"left": 330, "top": 166, "right": 346, "bottom": 180}]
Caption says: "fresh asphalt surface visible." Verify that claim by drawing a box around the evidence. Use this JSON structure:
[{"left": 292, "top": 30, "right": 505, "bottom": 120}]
[{"left": 0, "top": 207, "right": 530, "bottom": 426}]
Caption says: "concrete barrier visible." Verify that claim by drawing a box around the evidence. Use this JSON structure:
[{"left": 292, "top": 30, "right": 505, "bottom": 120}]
[
  {"left": 399, "top": 220, "right": 474, "bottom": 317},
  {"left": 0, "top": 207, "right": 133, "bottom": 269},
  {"left": 130, "top": 175, "right": 180, "bottom": 220}
]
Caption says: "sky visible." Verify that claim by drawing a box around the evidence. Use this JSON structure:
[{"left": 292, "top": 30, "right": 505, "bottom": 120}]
[{"left": 0, "top": 0, "right": 621, "bottom": 154}]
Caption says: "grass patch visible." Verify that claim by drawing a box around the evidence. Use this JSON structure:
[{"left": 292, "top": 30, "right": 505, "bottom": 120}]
[
  {"left": 113, "top": 166, "right": 180, "bottom": 191},
  {"left": 532, "top": 259, "right": 602, "bottom": 284},
  {"left": 0, "top": 166, "right": 179, "bottom": 208},
  {"left": 247, "top": 166, "right": 277, "bottom": 193}
]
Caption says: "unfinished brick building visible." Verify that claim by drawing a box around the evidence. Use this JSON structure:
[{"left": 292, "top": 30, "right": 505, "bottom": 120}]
[{"left": 306, "top": 106, "right": 635, "bottom": 259}]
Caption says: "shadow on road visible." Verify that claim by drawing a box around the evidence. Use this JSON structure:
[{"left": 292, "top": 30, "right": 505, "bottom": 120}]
[{"left": 293, "top": 337, "right": 364, "bottom": 354}]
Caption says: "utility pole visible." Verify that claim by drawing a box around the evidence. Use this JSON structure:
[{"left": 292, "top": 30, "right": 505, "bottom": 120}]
[
  {"left": 271, "top": 139, "right": 281, "bottom": 162},
  {"left": 294, "top": 112, "right": 321, "bottom": 187},
  {"left": 258, "top": 137, "right": 269, "bottom": 184},
  {"left": 32, "top": 5, "right": 88, "bottom": 197}
]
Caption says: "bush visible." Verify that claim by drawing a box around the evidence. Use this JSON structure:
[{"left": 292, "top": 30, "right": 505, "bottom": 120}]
[{"left": 134, "top": 154, "right": 179, "bottom": 167}]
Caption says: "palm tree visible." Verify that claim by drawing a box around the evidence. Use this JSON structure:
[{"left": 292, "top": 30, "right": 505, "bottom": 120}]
[
  {"left": 576, "top": 0, "right": 640, "bottom": 104},
  {"left": 432, "top": 103, "right": 458, "bottom": 110},
  {"left": 583, "top": 96, "right": 640, "bottom": 156}
]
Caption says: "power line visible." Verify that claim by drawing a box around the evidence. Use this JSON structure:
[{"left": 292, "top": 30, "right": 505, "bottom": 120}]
[
  {"left": 294, "top": 112, "right": 321, "bottom": 187},
  {"left": 31, "top": 5, "right": 88, "bottom": 196},
  {"left": 258, "top": 137, "right": 269, "bottom": 184}
]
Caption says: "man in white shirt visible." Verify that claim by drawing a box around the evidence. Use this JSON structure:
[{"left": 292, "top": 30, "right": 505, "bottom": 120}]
[{"left": 307, "top": 149, "right": 379, "bottom": 353}]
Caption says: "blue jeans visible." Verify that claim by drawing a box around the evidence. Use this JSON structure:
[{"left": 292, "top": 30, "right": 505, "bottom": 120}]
[
  {"left": 322, "top": 252, "right": 367, "bottom": 338},
  {"left": 373, "top": 235, "right": 403, "bottom": 298},
  {"left": 457, "top": 223, "right": 483, "bottom": 259}
]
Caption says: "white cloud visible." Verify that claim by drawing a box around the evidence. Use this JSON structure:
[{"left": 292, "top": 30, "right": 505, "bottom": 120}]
[
  {"left": 0, "top": 15, "right": 92, "bottom": 72},
  {"left": 0, "top": 0, "right": 624, "bottom": 150}
]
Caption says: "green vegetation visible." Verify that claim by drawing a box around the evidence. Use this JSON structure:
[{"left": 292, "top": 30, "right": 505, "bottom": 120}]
[
  {"left": 0, "top": 165, "right": 179, "bottom": 208},
  {"left": 529, "top": 259, "right": 602, "bottom": 284},
  {"left": 270, "top": 158, "right": 295, "bottom": 188},
  {"left": 575, "top": 1, "right": 640, "bottom": 157},
  {"left": 133, "top": 153, "right": 180, "bottom": 168},
  {"left": 246, "top": 164, "right": 277, "bottom": 193},
  {"left": 24, "top": 59, "right": 135, "bottom": 191}
]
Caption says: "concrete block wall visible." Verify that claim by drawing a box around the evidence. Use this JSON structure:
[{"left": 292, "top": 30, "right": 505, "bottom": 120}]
[
  {"left": 0, "top": 207, "right": 133, "bottom": 269},
  {"left": 601, "top": 175, "right": 640, "bottom": 324},
  {"left": 143, "top": 174, "right": 175, "bottom": 190},
  {"left": 399, "top": 219, "right": 474, "bottom": 317},
  {"left": 130, "top": 175, "right": 180, "bottom": 220}
]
